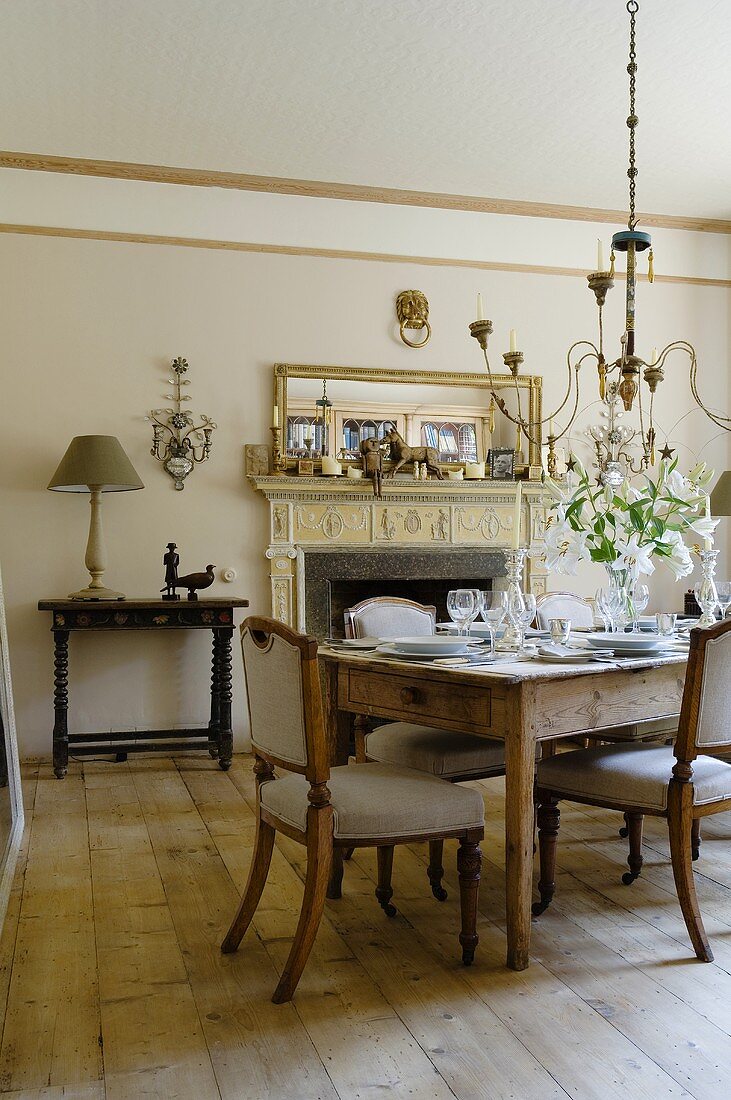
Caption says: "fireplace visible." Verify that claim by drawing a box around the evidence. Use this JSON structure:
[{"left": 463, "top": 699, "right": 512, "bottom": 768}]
[{"left": 302, "top": 549, "right": 506, "bottom": 638}]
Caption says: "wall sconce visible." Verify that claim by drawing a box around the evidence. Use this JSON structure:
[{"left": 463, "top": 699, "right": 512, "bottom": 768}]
[
  {"left": 146, "top": 357, "right": 217, "bottom": 490},
  {"left": 396, "top": 290, "right": 431, "bottom": 348}
]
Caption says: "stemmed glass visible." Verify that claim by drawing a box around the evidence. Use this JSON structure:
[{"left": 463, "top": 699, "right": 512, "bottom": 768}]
[
  {"left": 716, "top": 581, "right": 731, "bottom": 619},
  {"left": 447, "top": 589, "right": 478, "bottom": 637},
  {"left": 506, "top": 592, "right": 537, "bottom": 654},
  {"left": 630, "top": 583, "right": 649, "bottom": 633},
  {"left": 596, "top": 586, "right": 625, "bottom": 632},
  {"left": 478, "top": 590, "right": 508, "bottom": 656}
]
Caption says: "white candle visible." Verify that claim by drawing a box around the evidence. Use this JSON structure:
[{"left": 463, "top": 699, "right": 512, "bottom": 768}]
[
  {"left": 650, "top": 347, "right": 658, "bottom": 365},
  {"left": 549, "top": 418, "right": 555, "bottom": 438},
  {"left": 509, "top": 329, "right": 517, "bottom": 353},
  {"left": 704, "top": 495, "right": 713, "bottom": 550},
  {"left": 511, "top": 480, "right": 522, "bottom": 550},
  {"left": 597, "top": 238, "right": 604, "bottom": 272},
  {"left": 321, "top": 456, "right": 341, "bottom": 475},
  {"left": 272, "top": 404, "right": 279, "bottom": 428},
  {"left": 476, "top": 292, "right": 485, "bottom": 320}
]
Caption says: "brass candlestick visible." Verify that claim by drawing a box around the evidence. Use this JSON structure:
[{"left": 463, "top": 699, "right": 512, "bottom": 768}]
[
  {"left": 547, "top": 433, "right": 558, "bottom": 478},
  {"left": 270, "top": 425, "right": 286, "bottom": 475}
]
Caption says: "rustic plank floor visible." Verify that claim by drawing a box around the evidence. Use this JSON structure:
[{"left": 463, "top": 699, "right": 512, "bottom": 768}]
[{"left": 1, "top": 754, "right": 730, "bottom": 1099}]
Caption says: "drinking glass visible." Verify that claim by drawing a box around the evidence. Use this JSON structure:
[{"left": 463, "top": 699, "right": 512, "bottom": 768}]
[
  {"left": 596, "top": 587, "right": 624, "bottom": 632},
  {"left": 548, "top": 617, "right": 571, "bottom": 646},
  {"left": 478, "top": 590, "right": 507, "bottom": 655},
  {"left": 447, "top": 589, "right": 478, "bottom": 637},
  {"left": 630, "top": 583, "right": 649, "bottom": 632},
  {"left": 716, "top": 581, "right": 731, "bottom": 619},
  {"left": 656, "top": 612, "right": 677, "bottom": 637},
  {"left": 512, "top": 592, "right": 537, "bottom": 653}
]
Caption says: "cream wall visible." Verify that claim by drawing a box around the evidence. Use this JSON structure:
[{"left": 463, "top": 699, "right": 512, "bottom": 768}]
[{"left": 0, "top": 201, "right": 729, "bottom": 760}]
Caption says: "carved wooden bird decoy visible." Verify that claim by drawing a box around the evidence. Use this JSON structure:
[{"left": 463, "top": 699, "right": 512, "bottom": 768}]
[{"left": 161, "top": 564, "right": 216, "bottom": 601}]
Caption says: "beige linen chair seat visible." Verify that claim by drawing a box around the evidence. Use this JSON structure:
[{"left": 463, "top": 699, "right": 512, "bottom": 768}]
[
  {"left": 261, "top": 761, "right": 485, "bottom": 839},
  {"left": 364, "top": 724, "right": 508, "bottom": 779},
  {"left": 538, "top": 743, "right": 731, "bottom": 812}
]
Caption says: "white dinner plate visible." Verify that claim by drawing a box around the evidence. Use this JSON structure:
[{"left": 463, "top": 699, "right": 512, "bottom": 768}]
[
  {"left": 326, "top": 636, "right": 381, "bottom": 649},
  {"left": 437, "top": 622, "right": 506, "bottom": 639},
  {"left": 376, "top": 643, "right": 470, "bottom": 661},
  {"left": 585, "top": 632, "right": 665, "bottom": 652},
  {"left": 390, "top": 635, "right": 483, "bottom": 656}
]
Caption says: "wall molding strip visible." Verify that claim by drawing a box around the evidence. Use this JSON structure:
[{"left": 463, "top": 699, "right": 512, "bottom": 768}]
[
  {"left": 1, "top": 222, "right": 729, "bottom": 288},
  {"left": 1, "top": 150, "right": 730, "bottom": 236}
]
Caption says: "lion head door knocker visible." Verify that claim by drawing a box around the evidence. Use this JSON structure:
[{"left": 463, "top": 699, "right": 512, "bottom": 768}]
[{"left": 396, "top": 290, "right": 431, "bottom": 348}]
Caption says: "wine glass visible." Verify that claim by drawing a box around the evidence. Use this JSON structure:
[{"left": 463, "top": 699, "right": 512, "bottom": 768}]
[
  {"left": 630, "top": 583, "right": 649, "bottom": 633},
  {"left": 596, "top": 587, "right": 622, "bottom": 632},
  {"left": 509, "top": 592, "right": 537, "bottom": 653},
  {"left": 716, "top": 581, "right": 731, "bottom": 619},
  {"left": 478, "top": 590, "right": 507, "bottom": 656},
  {"left": 447, "top": 589, "right": 478, "bottom": 637}
]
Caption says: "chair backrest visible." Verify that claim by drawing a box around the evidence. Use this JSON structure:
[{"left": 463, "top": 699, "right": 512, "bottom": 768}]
[
  {"left": 535, "top": 591, "right": 595, "bottom": 631},
  {"left": 676, "top": 618, "right": 731, "bottom": 762},
  {"left": 240, "top": 616, "right": 329, "bottom": 783},
  {"left": 344, "top": 596, "right": 437, "bottom": 639}
]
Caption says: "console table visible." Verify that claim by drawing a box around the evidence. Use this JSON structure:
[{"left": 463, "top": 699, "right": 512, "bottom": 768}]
[{"left": 38, "top": 597, "right": 249, "bottom": 778}]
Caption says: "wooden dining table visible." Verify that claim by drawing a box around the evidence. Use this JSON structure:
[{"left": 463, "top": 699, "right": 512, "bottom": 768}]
[{"left": 318, "top": 645, "right": 688, "bottom": 971}]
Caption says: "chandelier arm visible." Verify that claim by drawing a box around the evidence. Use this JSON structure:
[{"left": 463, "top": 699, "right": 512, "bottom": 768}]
[{"left": 660, "top": 341, "right": 731, "bottom": 428}]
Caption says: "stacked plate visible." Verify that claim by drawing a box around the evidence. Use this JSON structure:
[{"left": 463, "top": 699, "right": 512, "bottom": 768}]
[
  {"left": 584, "top": 632, "right": 679, "bottom": 657},
  {"left": 377, "top": 635, "right": 485, "bottom": 660}
]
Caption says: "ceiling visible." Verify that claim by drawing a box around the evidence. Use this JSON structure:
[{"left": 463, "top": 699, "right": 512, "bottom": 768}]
[{"left": 1, "top": 0, "right": 730, "bottom": 219}]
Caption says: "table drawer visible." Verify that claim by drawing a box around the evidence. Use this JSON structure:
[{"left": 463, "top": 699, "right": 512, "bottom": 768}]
[{"left": 344, "top": 667, "right": 494, "bottom": 734}]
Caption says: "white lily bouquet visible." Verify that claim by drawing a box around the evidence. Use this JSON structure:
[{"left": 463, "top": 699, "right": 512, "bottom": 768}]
[{"left": 542, "top": 457, "right": 718, "bottom": 581}]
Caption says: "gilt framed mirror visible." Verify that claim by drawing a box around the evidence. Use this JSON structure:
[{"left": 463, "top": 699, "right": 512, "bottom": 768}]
[
  {"left": 273, "top": 363, "right": 543, "bottom": 475},
  {"left": 0, "top": 564, "right": 24, "bottom": 929}
]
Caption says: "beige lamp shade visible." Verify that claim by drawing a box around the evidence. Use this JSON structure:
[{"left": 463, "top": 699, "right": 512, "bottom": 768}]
[
  {"left": 710, "top": 471, "right": 731, "bottom": 517},
  {"left": 48, "top": 435, "right": 144, "bottom": 492}
]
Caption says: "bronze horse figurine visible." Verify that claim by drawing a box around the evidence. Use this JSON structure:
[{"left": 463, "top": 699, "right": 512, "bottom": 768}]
[{"left": 383, "top": 428, "right": 443, "bottom": 479}]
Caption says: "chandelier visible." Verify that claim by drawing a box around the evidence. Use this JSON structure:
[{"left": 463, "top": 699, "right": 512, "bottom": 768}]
[{"left": 469, "top": 0, "right": 730, "bottom": 481}]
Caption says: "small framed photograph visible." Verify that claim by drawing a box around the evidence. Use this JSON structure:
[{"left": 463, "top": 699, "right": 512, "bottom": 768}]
[
  {"left": 489, "top": 447, "right": 515, "bottom": 480},
  {"left": 297, "top": 459, "right": 315, "bottom": 476}
]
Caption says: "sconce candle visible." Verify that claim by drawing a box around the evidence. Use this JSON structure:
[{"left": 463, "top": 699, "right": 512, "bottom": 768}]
[
  {"left": 509, "top": 329, "right": 518, "bottom": 353},
  {"left": 476, "top": 293, "right": 485, "bottom": 321},
  {"left": 597, "top": 239, "right": 604, "bottom": 272}
]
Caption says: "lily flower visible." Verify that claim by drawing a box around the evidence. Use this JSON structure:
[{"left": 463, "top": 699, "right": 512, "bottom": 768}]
[{"left": 610, "top": 533, "right": 655, "bottom": 578}]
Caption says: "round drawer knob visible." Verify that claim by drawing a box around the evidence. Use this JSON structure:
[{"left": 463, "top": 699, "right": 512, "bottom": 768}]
[{"left": 400, "top": 686, "right": 419, "bottom": 706}]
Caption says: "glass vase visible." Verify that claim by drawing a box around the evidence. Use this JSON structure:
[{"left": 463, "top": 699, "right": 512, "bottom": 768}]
[{"left": 603, "top": 565, "right": 634, "bottom": 632}]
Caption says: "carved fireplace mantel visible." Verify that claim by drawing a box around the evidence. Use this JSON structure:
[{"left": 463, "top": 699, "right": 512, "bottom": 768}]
[{"left": 250, "top": 475, "right": 547, "bottom": 632}]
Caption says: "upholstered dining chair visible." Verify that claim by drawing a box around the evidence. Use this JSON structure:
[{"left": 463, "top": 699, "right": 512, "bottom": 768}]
[
  {"left": 535, "top": 591, "right": 595, "bottom": 631},
  {"left": 345, "top": 595, "right": 518, "bottom": 901},
  {"left": 533, "top": 618, "right": 731, "bottom": 962},
  {"left": 221, "top": 616, "right": 485, "bottom": 1003}
]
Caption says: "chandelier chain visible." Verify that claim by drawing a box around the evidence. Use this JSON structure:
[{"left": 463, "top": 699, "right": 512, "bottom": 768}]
[{"left": 627, "top": 0, "right": 638, "bottom": 229}]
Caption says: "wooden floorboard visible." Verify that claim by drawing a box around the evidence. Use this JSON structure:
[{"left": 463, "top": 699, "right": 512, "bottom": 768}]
[{"left": 1, "top": 752, "right": 730, "bottom": 1098}]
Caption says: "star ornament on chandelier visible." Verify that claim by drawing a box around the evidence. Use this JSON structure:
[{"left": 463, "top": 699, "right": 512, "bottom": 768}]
[
  {"left": 659, "top": 443, "right": 675, "bottom": 461},
  {"left": 565, "top": 455, "right": 578, "bottom": 473}
]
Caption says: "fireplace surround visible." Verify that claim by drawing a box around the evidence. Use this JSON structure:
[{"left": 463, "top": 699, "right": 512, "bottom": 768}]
[{"left": 250, "top": 475, "right": 547, "bottom": 637}]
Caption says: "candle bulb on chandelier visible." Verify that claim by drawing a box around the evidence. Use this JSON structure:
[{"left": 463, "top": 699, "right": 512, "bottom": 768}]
[
  {"left": 650, "top": 347, "right": 658, "bottom": 365},
  {"left": 476, "top": 292, "right": 485, "bottom": 321},
  {"left": 597, "top": 239, "right": 604, "bottom": 272},
  {"left": 509, "top": 329, "right": 517, "bottom": 353}
]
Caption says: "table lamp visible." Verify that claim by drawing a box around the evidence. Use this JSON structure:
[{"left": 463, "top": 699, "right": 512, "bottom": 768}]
[
  {"left": 710, "top": 471, "right": 731, "bottom": 519},
  {"left": 48, "top": 435, "right": 144, "bottom": 600}
]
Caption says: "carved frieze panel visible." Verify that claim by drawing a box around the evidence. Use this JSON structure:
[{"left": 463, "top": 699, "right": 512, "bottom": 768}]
[
  {"left": 294, "top": 504, "right": 370, "bottom": 543},
  {"left": 373, "top": 505, "right": 451, "bottom": 544}
]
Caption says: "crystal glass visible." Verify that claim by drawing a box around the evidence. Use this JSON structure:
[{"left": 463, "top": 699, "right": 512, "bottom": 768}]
[
  {"left": 478, "top": 590, "right": 507, "bottom": 655},
  {"left": 447, "top": 589, "right": 478, "bottom": 637},
  {"left": 630, "top": 583, "right": 649, "bottom": 632},
  {"left": 716, "top": 581, "right": 731, "bottom": 619},
  {"left": 507, "top": 592, "right": 537, "bottom": 653},
  {"left": 548, "top": 617, "right": 571, "bottom": 646},
  {"left": 656, "top": 612, "right": 677, "bottom": 637},
  {"left": 596, "top": 586, "right": 625, "bottom": 632}
]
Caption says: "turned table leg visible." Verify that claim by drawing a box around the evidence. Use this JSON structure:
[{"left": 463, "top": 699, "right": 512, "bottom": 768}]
[
  {"left": 208, "top": 630, "right": 221, "bottom": 758},
  {"left": 323, "top": 658, "right": 352, "bottom": 899},
  {"left": 52, "top": 630, "right": 70, "bottom": 779},
  {"left": 504, "top": 684, "right": 537, "bottom": 971},
  {"left": 217, "top": 628, "right": 234, "bottom": 770}
]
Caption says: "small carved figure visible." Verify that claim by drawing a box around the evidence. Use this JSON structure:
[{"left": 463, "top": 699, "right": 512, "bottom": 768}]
[
  {"left": 162, "top": 542, "right": 180, "bottom": 600},
  {"left": 161, "top": 564, "right": 216, "bottom": 601},
  {"left": 383, "top": 428, "right": 443, "bottom": 479},
  {"left": 360, "top": 437, "right": 384, "bottom": 498}
]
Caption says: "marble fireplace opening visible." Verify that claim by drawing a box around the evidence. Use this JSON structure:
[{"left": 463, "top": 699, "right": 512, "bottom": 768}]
[{"left": 303, "top": 549, "right": 506, "bottom": 638}]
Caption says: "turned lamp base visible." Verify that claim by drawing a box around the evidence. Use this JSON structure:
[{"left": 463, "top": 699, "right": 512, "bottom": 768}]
[{"left": 68, "top": 585, "right": 126, "bottom": 601}]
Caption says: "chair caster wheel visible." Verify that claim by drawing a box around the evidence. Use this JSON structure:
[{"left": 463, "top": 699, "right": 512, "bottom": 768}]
[
  {"left": 619, "top": 826, "right": 629, "bottom": 838},
  {"left": 621, "top": 871, "right": 639, "bottom": 885},
  {"left": 431, "top": 885, "right": 448, "bottom": 902}
]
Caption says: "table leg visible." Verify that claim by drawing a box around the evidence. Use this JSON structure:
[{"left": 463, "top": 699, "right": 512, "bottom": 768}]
[
  {"left": 323, "top": 659, "right": 351, "bottom": 899},
  {"left": 52, "top": 630, "right": 70, "bottom": 779},
  {"left": 504, "top": 684, "right": 537, "bottom": 970},
  {"left": 208, "top": 631, "right": 221, "bottom": 758},
  {"left": 217, "top": 628, "right": 234, "bottom": 771}
]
